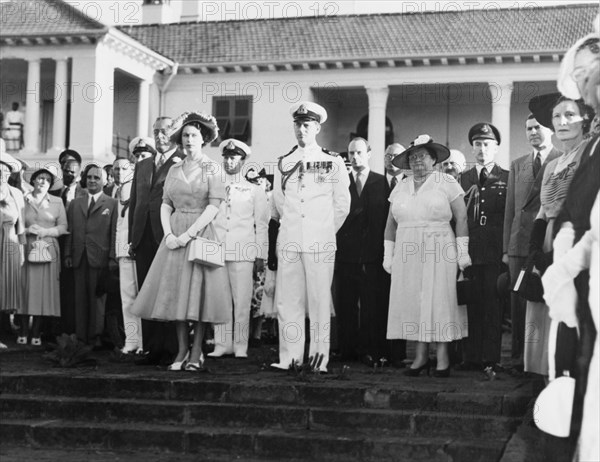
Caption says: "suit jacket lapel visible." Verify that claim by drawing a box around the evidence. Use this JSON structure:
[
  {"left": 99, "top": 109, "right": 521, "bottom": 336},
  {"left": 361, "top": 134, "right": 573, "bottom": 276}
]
[
  {"left": 88, "top": 193, "right": 106, "bottom": 217},
  {"left": 522, "top": 147, "right": 561, "bottom": 208}
]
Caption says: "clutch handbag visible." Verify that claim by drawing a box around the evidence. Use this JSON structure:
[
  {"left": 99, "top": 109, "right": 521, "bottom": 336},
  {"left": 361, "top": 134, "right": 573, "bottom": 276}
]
[
  {"left": 28, "top": 236, "right": 53, "bottom": 263},
  {"left": 187, "top": 223, "right": 224, "bottom": 268},
  {"left": 512, "top": 256, "right": 545, "bottom": 303},
  {"left": 456, "top": 270, "right": 480, "bottom": 305}
]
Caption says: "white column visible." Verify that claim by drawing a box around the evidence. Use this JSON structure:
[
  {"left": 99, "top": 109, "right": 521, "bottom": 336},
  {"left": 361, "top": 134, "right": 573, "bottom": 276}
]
[
  {"left": 365, "top": 85, "right": 389, "bottom": 174},
  {"left": 69, "top": 45, "right": 115, "bottom": 162},
  {"left": 50, "top": 58, "right": 68, "bottom": 154},
  {"left": 489, "top": 81, "right": 513, "bottom": 169},
  {"left": 137, "top": 79, "right": 150, "bottom": 140},
  {"left": 23, "top": 58, "right": 41, "bottom": 154}
]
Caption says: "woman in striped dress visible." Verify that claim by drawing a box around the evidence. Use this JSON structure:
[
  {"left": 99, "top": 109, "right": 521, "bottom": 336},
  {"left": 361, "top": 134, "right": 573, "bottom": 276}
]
[{"left": 524, "top": 94, "right": 595, "bottom": 376}]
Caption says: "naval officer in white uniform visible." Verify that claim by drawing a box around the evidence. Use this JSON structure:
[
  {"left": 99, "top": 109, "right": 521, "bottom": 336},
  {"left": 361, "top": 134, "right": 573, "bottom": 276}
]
[
  {"left": 211, "top": 139, "right": 269, "bottom": 358},
  {"left": 271, "top": 102, "right": 351, "bottom": 372}
]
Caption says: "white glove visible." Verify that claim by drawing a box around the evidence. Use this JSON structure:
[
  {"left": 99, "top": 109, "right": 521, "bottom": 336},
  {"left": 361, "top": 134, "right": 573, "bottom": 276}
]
[
  {"left": 456, "top": 236, "right": 472, "bottom": 271},
  {"left": 165, "top": 234, "right": 180, "bottom": 250},
  {"left": 383, "top": 240, "right": 395, "bottom": 274},
  {"left": 553, "top": 224, "right": 575, "bottom": 260},
  {"left": 176, "top": 232, "right": 192, "bottom": 247},
  {"left": 185, "top": 204, "right": 219, "bottom": 238},
  {"left": 542, "top": 263, "right": 579, "bottom": 328}
]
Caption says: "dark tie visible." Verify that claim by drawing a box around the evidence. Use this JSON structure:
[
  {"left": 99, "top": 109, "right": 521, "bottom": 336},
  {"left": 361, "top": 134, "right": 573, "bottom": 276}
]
[
  {"left": 156, "top": 153, "right": 165, "bottom": 170},
  {"left": 87, "top": 197, "right": 95, "bottom": 217},
  {"left": 479, "top": 167, "right": 488, "bottom": 186},
  {"left": 356, "top": 173, "right": 363, "bottom": 196},
  {"left": 61, "top": 187, "right": 68, "bottom": 206},
  {"left": 390, "top": 176, "right": 398, "bottom": 191},
  {"left": 533, "top": 152, "right": 542, "bottom": 178}
]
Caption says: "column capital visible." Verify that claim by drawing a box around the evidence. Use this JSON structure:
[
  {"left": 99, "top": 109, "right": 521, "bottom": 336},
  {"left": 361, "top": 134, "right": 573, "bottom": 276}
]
[
  {"left": 488, "top": 81, "right": 514, "bottom": 105},
  {"left": 26, "top": 57, "right": 41, "bottom": 64},
  {"left": 365, "top": 85, "right": 389, "bottom": 108}
]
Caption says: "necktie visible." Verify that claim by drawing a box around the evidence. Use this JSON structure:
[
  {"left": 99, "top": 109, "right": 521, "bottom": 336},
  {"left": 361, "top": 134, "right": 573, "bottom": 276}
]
[
  {"left": 356, "top": 173, "right": 363, "bottom": 196},
  {"left": 156, "top": 153, "right": 165, "bottom": 170},
  {"left": 479, "top": 167, "right": 488, "bottom": 186},
  {"left": 390, "top": 176, "right": 398, "bottom": 191},
  {"left": 533, "top": 152, "right": 542, "bottom": 178},
  {"left": 61, "top": 187, "right": 68, "bottom": 206},
  {"left": 87, "top": 197, "right": 95, "bottom": 217}
]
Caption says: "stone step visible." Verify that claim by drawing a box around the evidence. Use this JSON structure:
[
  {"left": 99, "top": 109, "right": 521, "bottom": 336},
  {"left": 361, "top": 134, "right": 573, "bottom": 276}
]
[
  {"left": 0, "top": 394, "right": 520, "bottom": 438},
  {"left": 1, "top": 418, "right": 508, "bottom": 462},
  {"left": 0, "top": 373, "right": 533, "bottom": 417}
]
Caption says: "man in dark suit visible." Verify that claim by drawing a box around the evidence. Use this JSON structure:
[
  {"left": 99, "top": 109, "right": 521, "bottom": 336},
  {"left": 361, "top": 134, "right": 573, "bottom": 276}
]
[
  {"left": 502, "top": 115, "right": 561, "bottom": 368},
  {"left": 335, "top": 137, "right": 403, "bottom": 367},
  {"left": 50, "top": 151, "right": 87, "bottom": 337},
  {"left": 64, "top": 165, "right": 117, "bottom": 345},
  {"left": 459, "top": 123, "right": 509, "bottom": 371},
  {"left": 128, "top": 116, "right": 183, "bottom": 365}
]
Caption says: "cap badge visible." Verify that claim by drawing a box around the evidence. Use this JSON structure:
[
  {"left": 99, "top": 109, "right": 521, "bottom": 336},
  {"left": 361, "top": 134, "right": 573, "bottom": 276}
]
[
  {"left": 297, "top": 104, "right": 308, "bottom": 115},
  {"left": 226, "top": 140, "right": 236, "bottom": 150},
  {"left": 481, "top": 125, "right": 489, "bottom": 133}
]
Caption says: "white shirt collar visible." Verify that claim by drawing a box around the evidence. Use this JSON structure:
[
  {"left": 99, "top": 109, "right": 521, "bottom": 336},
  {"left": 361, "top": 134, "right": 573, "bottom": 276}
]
[
  {"left": 353, "top": 166, "right": 370, "bottom": 181},
  {"left": 88, "top": 191, "right": 102, "bottom": 205},
  {"left": 476, "top": 163, "right": 495, "bottom": 174},
  {"left": 533, "top": 144, "right": 554, "bottom": 163},
  {"left": 156, "top": 147, "right": 177, "bottom": 165}
]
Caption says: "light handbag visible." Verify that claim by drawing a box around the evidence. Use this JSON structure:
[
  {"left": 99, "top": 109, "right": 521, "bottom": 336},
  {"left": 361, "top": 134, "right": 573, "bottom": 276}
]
[
  {"left": 534, "top": 319, "right": 575, "bottom": 438},
  {"left": 28, "top": 236, "right": 53, "bottom": 263},
  {"left": 187, "top": 224, "right": 224, "bottom": 268}
]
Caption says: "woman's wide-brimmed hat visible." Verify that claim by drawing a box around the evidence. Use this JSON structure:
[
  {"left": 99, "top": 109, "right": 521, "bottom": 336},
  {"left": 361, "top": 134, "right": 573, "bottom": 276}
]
[
  {"left": 557, "top": 14, "right": 599, "bottom": 100},
  {"left": 528, "top": 92, "right": 595, "bottom": 130},
  {"left": 391, "top": 134, "right": 450, "bottom": 170},
  {"left": 528, "top": 92, "right": 566, "bottom": 129},
  {"left": 169, "top": 111, "right": 219, "bottom": 146},
  {"left": 0, "top": 151, "right": 23, "bottom": 172},
  {"left": 30, "top": 165, "right": 60, "bottom": 186}
]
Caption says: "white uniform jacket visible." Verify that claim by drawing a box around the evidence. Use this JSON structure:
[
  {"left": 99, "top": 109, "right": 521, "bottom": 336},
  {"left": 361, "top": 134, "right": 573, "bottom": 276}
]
[
  {"left": 273, "top": 144, "right": 350, "bottom": 253},
  {"left": 213, "top": 175, "right": 269, "bottom": 262}
]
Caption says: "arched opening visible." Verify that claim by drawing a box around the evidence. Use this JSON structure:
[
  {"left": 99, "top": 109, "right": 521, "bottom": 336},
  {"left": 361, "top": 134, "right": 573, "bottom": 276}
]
[{"left": 351, "top": 115, "right": 394, "bottom": 147}]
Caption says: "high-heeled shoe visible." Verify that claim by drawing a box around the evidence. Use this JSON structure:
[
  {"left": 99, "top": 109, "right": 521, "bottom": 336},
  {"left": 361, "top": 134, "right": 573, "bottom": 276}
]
[
  {"left": 433, "top": 366, "right": 451, "bottom": 378},
  {"left": 167, "top": 351, "right": 189, "bottom": 371},
  {"left": 404, "top": 359, "right": 431, "bottom": 377}
]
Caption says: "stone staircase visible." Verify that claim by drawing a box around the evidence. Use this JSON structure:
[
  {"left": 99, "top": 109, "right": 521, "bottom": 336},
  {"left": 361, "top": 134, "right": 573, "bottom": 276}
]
[{"left": 0, "top": 364, "right": 536, "bottom": 461}]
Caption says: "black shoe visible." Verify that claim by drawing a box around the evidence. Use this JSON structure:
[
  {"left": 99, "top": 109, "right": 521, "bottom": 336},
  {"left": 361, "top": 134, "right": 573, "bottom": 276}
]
[
  {"left": 404, "top": 359, "right": 431, "bottom": 377},
  {"left": 361, "top": 355, "right": 377, "bottom": 368},
  {"left": 134, "top": 353, "right": 161, "bottom": 366},
  {"left": 433, "top": 366, "right": 451, "bottom": 378},
  {"left": 390, "top": 359, "right": 406, "bottom": 369}
]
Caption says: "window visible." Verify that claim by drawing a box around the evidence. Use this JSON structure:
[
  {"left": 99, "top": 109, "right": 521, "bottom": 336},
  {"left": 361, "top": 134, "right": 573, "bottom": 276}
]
[{"left": 212, "top": 96, "right": 252, "bottom": 145}]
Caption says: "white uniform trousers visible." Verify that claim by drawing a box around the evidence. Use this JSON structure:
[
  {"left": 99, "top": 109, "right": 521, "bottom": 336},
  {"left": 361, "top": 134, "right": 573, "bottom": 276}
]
[
  {"left": 275, "top": 249, "right": 333, "bottom": 372},
  {"left": 212, "top": 261, "right": 254, "bottom": 357},
  {"left": 119, "top": 257, "right": 143, "bottom": 352}
]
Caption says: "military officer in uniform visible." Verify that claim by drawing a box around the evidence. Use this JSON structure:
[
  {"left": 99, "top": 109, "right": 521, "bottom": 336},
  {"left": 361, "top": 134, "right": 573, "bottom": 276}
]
[
  {"left": 271, "top": 102, "right": 351, "bottom": 372},
  {"left": 459, "top": 123, "right": 509, "bottom": 371},
  {"left": 210, "top": 139, "right": 269, "bottom": 358}
]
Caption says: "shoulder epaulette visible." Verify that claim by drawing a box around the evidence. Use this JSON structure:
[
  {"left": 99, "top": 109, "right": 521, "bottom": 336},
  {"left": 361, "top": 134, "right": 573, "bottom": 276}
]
[{"left": 322, "top": 148, "right": 339, "bottom": 157}]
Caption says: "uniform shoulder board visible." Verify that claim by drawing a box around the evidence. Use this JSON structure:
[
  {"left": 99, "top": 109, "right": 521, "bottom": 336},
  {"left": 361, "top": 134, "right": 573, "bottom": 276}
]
[
  {"left": 278, "top": 145, "right": 298, "bottom": 160},
  {"left": 322, "top": 148, "right": 339, "bottom": 157}
]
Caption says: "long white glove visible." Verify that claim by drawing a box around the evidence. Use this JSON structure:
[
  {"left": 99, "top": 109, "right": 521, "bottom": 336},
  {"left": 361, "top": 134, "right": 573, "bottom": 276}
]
[
  {"left": 160, "top": 203, "right": 181, "bottom": 250},
  {"left": 177, "top": 204, "right": 220, "bottom": 247},
  {"left": 456, "top": 236, "right": 472, "bottom": 271},
  {"left": 542, "top": 230, "right": 592, "bottom": 329},
  {"left": 553, "top": 224, "right": 575, "bottom": 260},
  {"left": 383, "top": 240, "right": 395, "bottom": 274}
]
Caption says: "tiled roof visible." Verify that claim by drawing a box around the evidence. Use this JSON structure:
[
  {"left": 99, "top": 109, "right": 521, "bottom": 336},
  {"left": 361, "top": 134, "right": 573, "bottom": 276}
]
[
  {"left": 0, "top": 0, "right": 107, "bottom": 38},
  {"left": 120, "top": 4, "right": 598, "bottom": 66}
]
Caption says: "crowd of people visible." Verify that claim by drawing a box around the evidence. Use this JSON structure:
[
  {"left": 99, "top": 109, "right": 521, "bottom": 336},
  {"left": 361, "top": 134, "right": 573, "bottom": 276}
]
[{"left": 0, "top": 18, "right": 598, "bottom": 462}]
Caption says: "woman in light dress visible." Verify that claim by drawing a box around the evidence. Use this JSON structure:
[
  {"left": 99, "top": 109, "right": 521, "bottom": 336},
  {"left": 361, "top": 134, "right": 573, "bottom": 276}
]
[
  {"left": 19, "top": 166, "right": 67, "bottom": 346},
  {"left": 131, "top": 112, "right": 231, "bottom": 371},
  {"left": 383, "top": 135, "right": 471, "bottom": 378}
]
